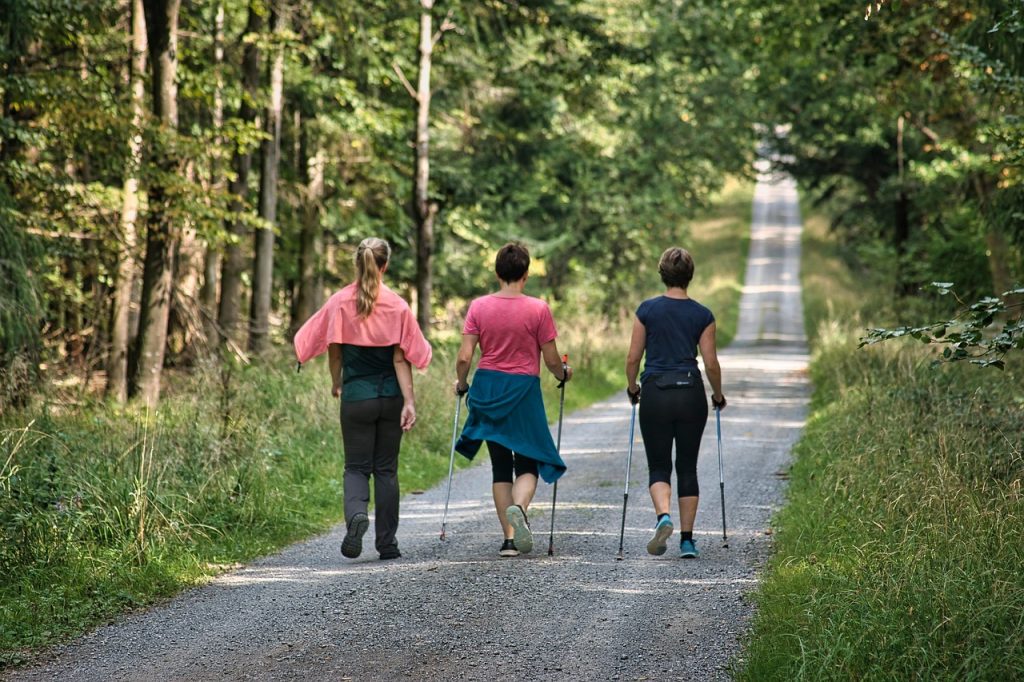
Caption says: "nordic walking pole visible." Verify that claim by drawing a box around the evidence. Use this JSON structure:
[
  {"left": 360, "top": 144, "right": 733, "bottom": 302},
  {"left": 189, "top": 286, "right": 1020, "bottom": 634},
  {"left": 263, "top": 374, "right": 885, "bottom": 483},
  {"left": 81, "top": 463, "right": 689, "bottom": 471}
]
[
  {"left": 716, "top": 405, "right": 728, "bottom": 548},
  {"left": 439, "top": 394, "right": 463, "bottom": 541},
  {"left": 547, "top": 354, "right": 569, "bottom": 556},
  {"left": 615, "top": 402, "right": 638, "bottom": 560}
]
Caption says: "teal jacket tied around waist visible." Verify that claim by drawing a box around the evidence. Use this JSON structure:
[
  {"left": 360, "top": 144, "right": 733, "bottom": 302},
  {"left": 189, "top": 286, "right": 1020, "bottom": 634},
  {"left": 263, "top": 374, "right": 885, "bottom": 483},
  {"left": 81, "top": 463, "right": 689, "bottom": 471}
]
[{"left": 455, "top": 369, "right": 567, "bottom": 484}]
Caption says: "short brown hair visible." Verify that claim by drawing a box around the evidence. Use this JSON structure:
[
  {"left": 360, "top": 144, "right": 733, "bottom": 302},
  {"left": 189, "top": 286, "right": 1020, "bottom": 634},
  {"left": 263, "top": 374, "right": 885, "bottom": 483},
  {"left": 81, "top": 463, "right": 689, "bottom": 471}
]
[
  {"left": 658, "top": 247, "right": 694, "bottom": 288},
  {"left": 495, "top": 242, "right": 530, "bottom": 283}
]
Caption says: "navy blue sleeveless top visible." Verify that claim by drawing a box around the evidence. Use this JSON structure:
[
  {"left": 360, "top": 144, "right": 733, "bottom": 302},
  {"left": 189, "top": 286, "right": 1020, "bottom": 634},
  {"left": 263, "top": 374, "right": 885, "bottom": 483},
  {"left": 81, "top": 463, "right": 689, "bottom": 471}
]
[{"left": 636, "top": 296, "right": 715, "bottom": 381}]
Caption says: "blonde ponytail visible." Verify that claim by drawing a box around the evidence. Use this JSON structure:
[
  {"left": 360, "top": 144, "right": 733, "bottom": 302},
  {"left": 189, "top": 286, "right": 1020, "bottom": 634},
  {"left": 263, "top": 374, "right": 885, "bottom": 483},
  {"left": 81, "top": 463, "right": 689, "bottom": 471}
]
[{"left": 355, "top": 237, "right": 391, "bottom": 317}]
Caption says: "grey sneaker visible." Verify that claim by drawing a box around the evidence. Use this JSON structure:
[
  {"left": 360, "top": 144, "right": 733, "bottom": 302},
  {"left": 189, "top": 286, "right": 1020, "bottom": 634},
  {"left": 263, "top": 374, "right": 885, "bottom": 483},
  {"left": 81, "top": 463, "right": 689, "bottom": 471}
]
[
  {"left": 506, "top": 505, "right": 533, "bottom": 554},
  {"left": 341, "top": 512, "right": 369, "bottom": 558}
]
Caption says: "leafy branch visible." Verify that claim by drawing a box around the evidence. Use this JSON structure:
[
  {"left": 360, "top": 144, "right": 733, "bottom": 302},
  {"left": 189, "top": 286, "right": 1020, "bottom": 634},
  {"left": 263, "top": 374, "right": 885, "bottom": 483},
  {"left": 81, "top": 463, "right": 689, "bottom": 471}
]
[{"left": 859, "top": 283, "right": 1024, "bottom": 369}]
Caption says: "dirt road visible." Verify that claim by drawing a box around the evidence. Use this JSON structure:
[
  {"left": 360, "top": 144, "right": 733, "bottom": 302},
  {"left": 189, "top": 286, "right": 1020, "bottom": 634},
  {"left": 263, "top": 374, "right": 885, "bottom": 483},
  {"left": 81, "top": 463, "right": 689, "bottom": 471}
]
[{"left": 8, "top": 171, "right": 809, "bottom": 681}]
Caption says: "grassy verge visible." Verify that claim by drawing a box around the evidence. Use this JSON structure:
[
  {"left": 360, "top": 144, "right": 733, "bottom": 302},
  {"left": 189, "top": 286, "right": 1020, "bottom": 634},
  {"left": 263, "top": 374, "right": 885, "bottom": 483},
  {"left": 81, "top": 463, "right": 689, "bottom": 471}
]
[
  {"left": 0, "top": 182, "right": 753, "bottom": 668},
  {"left": 737, "top": 210, "right": 1024, "bottom": 679}
]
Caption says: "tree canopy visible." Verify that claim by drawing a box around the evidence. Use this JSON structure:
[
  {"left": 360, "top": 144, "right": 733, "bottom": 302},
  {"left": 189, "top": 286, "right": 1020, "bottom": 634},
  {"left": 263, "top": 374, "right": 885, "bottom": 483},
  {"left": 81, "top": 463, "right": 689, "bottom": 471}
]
[{"left": 1, "top": 0, "right": 1020, "bottom": 406}]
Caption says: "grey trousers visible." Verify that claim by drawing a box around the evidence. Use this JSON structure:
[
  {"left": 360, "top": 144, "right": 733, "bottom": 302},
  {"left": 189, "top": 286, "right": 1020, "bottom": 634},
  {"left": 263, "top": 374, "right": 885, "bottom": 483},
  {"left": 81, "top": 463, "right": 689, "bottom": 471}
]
[{"left": 340, "top": 396, "right": 404, "bottom": 553}]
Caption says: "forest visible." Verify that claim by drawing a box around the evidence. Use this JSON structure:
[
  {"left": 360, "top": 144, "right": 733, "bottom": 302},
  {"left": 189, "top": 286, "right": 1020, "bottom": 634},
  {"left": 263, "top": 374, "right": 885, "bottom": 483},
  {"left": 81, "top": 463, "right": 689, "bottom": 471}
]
[
  {"left": 1, "top": 0, "right": 1022, "bottom": 674},
  {"left": 1, "top": 1, "right": 1020, "bottom": 407}
]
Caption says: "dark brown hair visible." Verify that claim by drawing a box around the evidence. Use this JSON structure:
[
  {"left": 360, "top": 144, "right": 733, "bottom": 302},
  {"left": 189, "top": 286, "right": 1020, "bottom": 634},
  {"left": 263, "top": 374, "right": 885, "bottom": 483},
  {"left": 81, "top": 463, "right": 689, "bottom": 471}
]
[
  {"left": 495, "top": 242, "right": 530, "bottom": 283},
  {"left": 658, "top": 247, "right": 695, "bottom": 288}
]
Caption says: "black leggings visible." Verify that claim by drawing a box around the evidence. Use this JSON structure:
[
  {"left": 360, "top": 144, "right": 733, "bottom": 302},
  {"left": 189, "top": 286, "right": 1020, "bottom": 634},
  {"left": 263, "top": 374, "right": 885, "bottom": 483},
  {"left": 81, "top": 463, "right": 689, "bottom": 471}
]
[
  {"left": 487, "top": 441, "right": 539, "bottom": 484},
  {"left": 638, "top": 382, "right": 708, "bottom": 497}
]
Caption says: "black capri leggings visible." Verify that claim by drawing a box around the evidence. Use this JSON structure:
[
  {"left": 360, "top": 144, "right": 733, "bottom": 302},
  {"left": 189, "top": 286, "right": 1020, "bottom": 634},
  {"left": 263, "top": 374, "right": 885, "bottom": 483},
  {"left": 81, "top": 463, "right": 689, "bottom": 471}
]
[
  {"left": 486, "top": 441, "right": 539, "bottom": 484},
  {"left": 638, "top": 381, "right": 709, "bottom": 497}
]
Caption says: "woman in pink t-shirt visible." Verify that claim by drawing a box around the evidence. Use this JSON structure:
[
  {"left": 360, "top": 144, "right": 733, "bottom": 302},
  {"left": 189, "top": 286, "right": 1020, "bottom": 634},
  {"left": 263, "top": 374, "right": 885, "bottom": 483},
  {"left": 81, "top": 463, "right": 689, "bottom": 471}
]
[{"left": 454, "top": 242, "right": 573, "bottom": 557}]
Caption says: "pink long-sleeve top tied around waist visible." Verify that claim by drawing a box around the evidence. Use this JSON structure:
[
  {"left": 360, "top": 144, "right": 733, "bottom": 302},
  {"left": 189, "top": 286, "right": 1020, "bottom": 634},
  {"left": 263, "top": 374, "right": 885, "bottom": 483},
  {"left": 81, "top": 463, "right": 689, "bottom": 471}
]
[{"left": 293, "top": 283, "right": 432, "bottom": 370}]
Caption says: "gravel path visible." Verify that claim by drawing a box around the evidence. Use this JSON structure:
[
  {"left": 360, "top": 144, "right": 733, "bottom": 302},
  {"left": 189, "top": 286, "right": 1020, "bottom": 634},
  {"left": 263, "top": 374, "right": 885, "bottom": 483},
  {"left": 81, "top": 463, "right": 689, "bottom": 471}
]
[{"left": 7, "top": 171, "right": 809, "bottom": 682}]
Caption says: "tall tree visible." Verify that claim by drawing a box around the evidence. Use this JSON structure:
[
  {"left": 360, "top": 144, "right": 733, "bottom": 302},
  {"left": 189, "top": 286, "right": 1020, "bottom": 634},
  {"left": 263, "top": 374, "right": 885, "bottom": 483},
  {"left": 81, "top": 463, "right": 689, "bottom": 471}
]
[
  {"left": 292, "top": 119, "right": 325, "bottom": 334},
  {"left": 130, "top": 0, "right": 181, "bottom": 406},
  {"left": 413, "top": 0, "right": 439, "bottom": 333},
  {"left": 199, "top": 0, "right": 226, "bottom": 347},
  {"left": 249, "top": 0, "right": 286, "bottom": 354},
  {"left": 106, "top": 0, "right": 147, "bottom": 402},
  {"left": 218, "top": 1, "right": 260, "bottom": 347}
]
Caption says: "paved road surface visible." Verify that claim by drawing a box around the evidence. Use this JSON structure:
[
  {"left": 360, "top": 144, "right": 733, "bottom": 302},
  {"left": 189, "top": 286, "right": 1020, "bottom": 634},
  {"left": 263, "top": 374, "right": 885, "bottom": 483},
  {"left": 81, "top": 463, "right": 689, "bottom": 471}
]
[{"left": 7, "top": 170, "right": 809, "bottom": 681}]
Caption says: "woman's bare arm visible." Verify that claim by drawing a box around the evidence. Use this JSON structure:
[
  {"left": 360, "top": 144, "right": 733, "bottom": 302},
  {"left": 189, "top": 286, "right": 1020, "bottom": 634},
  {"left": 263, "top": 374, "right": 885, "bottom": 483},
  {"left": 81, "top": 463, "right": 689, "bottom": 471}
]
[
  {"left": 540, "top": 340, "right": 572, "bottom": 382},
  {"left": 328, "top": 343, "right": 343, "bottom": 398},
  {"left": 625, "top": 317, "right": 646, "bottom": 397},
  {"left": 698, "top": 322, "right": 725, "bottom": 407},
  {"left": 393, "top": 346, "right": 416, "bottom": 431},
  {"left": 455, "top": 334, "right": 478, "bottom": 394}
]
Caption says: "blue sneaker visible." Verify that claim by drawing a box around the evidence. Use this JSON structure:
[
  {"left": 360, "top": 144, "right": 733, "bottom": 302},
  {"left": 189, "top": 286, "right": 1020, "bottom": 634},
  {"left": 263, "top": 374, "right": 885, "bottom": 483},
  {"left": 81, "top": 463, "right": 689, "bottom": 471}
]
[
  {"left": 680, "top": 538, "right": 699, "bottom": 559},
  {"left": 646, "top": 516, "right": 674, "bottom": 555}
]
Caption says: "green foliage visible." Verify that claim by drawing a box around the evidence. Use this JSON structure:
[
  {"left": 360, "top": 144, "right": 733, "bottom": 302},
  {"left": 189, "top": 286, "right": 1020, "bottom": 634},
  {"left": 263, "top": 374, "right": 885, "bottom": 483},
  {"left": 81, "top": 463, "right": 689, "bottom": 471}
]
[
  {"left": 430, "top": 1, "right": 758, "bottom": 311},
  {"left": 861, "top": 282, "right": 1024, "bottom": 368},
  {"left": 738, "top": 208, "right": 1024, "bottom": 680},
  {"left": 748, "top": 0, "right": 1023, "bottom": 300},
  {"left": 2, "top": 0, "right": 762, "bottom": 395}
]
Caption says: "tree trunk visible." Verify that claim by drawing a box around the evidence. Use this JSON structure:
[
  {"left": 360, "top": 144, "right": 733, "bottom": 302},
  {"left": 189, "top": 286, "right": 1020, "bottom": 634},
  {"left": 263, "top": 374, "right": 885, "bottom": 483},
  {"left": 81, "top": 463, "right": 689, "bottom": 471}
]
[
  {"left": 199, "top": 0, "right": 225, "bottom": 347},
  {"left": 414, "top": 0, "right": 437, "bottom": 335},
  {"left": 217, "top": 1, "right": 260, "bottom": 347},
  {"left": 107, "top": 0, "right": 146, "bottom": 403},
  {"left": 293, "top": 123, "right": 325, "bottom": 335},
  {"left": 130, "top": 0, "right": 180, "bottom": 407},
  {"left": 248, "top": 2, "right": 286, "bottom": 354},
  {"left": 893, "top": 115, "right": 913, "bottom": 295},
  {"left": 974, "top": 175, "right": 1021, "bottom": 308},
  {"left": 171, "top": 169, "right": 203, "bottom": 359}
]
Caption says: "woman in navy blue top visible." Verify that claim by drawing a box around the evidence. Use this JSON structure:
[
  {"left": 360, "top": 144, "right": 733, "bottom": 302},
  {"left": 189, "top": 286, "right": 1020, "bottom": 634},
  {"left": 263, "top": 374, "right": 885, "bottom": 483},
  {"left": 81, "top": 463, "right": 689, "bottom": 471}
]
[{"left": 625, "top": 247, "right": 726, "bottom": 559}]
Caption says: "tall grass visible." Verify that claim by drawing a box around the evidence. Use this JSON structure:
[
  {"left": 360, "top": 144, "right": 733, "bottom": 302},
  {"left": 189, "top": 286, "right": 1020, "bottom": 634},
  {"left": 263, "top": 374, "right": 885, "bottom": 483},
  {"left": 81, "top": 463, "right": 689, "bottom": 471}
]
[{"left": 737, "top": 209, "right": 1024, "bottom": 680}]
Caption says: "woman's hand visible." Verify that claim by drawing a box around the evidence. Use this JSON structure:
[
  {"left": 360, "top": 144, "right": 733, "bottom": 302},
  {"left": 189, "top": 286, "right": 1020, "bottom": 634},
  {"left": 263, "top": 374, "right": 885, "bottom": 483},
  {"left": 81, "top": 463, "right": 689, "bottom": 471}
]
[
  {"left": 332, "top": 381, "right": 342, "bottom": 398},
  {"left": 453, "top": 380, "right": 469, "bottom": 397},
  {"left": 400, "top": 402, "right": 417, "bottom": 431},
  {"left": 627, "top": 384, "right": 641, "bottom": 405},
  {"left": 712, "top": 394, "right": 727, "bottom": 410}
]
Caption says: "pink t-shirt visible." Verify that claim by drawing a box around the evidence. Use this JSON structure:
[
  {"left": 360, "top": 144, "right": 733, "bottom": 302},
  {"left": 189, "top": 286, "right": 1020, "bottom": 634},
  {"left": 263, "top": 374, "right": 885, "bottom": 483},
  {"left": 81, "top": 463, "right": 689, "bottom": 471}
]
[{"left": 463, "top": 294, "right": 558, "bottom": 376}]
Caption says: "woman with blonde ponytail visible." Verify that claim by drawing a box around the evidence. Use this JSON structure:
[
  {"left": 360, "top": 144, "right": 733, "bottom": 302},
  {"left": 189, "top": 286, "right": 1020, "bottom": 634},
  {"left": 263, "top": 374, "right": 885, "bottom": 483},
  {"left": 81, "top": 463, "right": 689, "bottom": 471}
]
[
  {"left": 355, "top": 238, "right": 386, "bottom": 317},
  {"left": 293, "top": 237, "right": 432, "bottom": 561}
]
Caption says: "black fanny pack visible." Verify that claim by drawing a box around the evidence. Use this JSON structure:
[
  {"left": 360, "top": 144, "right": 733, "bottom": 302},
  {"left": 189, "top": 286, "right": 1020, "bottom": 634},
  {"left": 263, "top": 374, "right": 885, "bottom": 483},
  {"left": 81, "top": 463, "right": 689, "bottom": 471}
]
[{"left": 652, "top": 370, "right": 701, "bottom": 389}]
